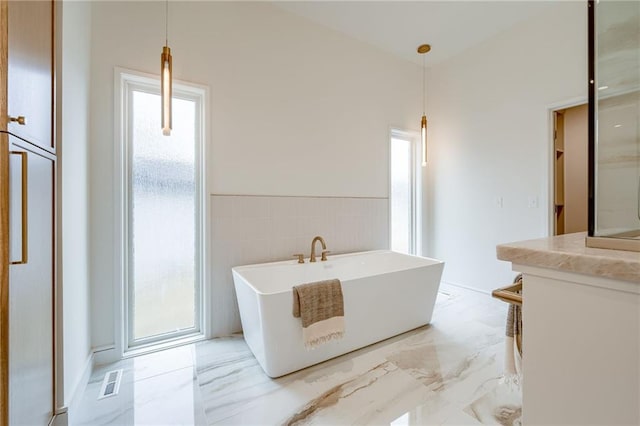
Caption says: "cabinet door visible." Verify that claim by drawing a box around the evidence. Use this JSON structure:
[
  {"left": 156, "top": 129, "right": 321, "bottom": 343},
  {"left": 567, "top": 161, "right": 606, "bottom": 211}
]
[
  {"left": 7, "top": 0, "right": 53, "bottom": 152},
  {"left": 8, "top": 140, "right": 53, "bottom": 426}
]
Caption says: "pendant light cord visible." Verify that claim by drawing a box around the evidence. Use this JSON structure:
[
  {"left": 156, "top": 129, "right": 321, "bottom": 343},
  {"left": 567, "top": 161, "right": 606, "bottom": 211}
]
[
  {"left": 165, "top": 0, "right": 169, "bottom": 46},
  {"left": 422, "top": 53, "right": 426, "bottom": 115}
]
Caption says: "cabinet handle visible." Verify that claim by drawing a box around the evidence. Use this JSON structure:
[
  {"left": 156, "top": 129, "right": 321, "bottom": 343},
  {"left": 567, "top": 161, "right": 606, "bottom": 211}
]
[
  {"left": 8, "top": 116, "right": 26, "bottom": 126},
  {"left": 10, "top": 151, "right": 28, "bottom": 265}
]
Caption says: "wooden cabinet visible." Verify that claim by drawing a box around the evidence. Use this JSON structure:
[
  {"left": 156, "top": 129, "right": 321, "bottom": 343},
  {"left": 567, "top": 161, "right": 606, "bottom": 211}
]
[
  {"left": 6, "top": 0, "right": 54, "bottom": 153},
  {"left": 1, "top": 0, "right": 56, "bottom": 424},
  {"left": 8, "top": 137, "right": 54, "bottom": 426}
]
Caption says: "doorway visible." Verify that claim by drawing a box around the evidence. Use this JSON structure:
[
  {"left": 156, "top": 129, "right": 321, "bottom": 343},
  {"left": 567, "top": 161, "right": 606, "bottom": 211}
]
[{"left": 553, "top": 104, "right": 588, "bottom": 235}]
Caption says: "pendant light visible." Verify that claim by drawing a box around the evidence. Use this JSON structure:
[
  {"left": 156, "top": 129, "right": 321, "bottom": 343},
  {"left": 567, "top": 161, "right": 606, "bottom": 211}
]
[
  {"left": 417, "top": 44, "right": 431, "bottom": 166},
  {"left": 161, "top": 0, "right": 172, "bottom": 136}
]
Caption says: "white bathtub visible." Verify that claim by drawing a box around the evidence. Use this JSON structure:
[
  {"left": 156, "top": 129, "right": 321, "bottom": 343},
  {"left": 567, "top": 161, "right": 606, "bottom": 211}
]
[{"left": 232, "top": 250, "right": 445, "bottom": 378}]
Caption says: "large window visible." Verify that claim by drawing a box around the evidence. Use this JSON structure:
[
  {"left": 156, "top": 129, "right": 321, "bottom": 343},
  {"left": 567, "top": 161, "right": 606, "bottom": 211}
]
[
  {"left": 390, "top": 131, "right": 421, "bottom": 255},
  {"left": 117, "top": 70, "right": 206, "bottom": 351}
]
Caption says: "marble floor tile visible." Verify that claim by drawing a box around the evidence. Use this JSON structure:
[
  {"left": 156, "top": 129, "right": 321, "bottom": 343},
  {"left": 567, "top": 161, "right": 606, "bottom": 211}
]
[
  {"left": 72, "top": 285, "right": 521, "bottom": 426},
  {"left": 282, "top": 361, "right": 431, "bottom": 426},
  {"left": 464, "top": 378, "right": 522, "bottom": 426},
  {"left": 197, "top": 339, "right": 396, "bottom": 425},
  {"left": 91, "top": 344, "right": 195, "bottom": 387},
  {"left": 74, "top": 366, "right": 207, "bottom": 426}
]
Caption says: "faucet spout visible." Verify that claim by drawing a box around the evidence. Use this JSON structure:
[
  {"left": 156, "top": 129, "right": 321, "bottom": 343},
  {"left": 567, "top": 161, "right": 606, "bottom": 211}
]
[{"left": 309, "top": 236, "right": 327, "bottom": 262}]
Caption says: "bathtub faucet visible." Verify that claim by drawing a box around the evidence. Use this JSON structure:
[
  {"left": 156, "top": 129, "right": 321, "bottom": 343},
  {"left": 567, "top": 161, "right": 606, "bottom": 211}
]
[{"left": 309, "top": 236, "right": 330, "bottom": 262}]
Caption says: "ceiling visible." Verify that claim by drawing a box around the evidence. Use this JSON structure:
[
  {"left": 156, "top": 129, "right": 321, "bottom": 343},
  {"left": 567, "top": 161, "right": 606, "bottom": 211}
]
[{"left": 272, "top": 1, "right": 559, "bottom": 66}]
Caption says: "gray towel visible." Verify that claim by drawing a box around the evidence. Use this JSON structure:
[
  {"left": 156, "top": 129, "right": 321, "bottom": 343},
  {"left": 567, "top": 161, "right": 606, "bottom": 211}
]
[
  {"left": 504, "top": 274, "right": 523, "bottom": 378},
  {"left": 506, "top": 274, "right": 523, "bottom": 355}
]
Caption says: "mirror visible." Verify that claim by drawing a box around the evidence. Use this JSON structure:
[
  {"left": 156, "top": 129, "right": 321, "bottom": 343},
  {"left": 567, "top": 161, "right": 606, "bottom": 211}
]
[{"left": 587, "top": 0, "right": 640, "bottom": 251}]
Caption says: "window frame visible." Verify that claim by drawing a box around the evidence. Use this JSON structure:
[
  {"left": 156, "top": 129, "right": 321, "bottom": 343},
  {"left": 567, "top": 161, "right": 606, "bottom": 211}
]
[{"left": 114, "top": 68, "right": 209, "bottom": 356}]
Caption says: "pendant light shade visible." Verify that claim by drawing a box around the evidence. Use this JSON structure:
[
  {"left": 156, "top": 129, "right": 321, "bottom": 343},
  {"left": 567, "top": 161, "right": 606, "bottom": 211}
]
[
  {"left": 161, "top": 45, "right": 172, "bottom": 136},
  {"left": 417, "top": 44, "right": 431, "bottom": 166},
  {"left": 421, "top": 114, "right": 427, "bottom": 165},
  {"left": 161, "top": 0, "right": 172, "bottom": 136}
]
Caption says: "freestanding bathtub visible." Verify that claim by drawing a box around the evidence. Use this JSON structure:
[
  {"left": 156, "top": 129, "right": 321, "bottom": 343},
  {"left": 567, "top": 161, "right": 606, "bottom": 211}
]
[{"left": 232, "top": 250, "right": 445, "bottom": 377}]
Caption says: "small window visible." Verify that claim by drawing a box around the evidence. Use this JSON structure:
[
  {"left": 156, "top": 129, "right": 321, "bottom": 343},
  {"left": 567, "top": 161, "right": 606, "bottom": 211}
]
[{"left": 390, "top": 131, "right": 421, "bottom": 255}]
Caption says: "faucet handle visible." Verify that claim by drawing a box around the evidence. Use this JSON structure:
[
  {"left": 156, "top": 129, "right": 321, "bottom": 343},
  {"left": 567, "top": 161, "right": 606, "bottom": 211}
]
[
  {"left": 293, "top": 254, "right": 305, "bottom": 264},
  {"left": 321, "top": 250, "right": 331, "bottom": 261}
]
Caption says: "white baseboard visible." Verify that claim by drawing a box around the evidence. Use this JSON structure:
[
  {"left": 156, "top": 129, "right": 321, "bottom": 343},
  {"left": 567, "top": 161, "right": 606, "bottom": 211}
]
[
  {"left": 93, "top": 345, "right": 119, "bottom": 366},
  {"left": 441, "top": 280, "right": 491, "bottom": 295},
  {"left": 64, "top": 351, "right": 94, "bottom": 424}
]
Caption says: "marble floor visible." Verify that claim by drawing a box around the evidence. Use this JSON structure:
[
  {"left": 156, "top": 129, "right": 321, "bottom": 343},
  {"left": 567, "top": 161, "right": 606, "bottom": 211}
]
[{"left": 73, "top": 284, "right": 521, "bottom": 425}]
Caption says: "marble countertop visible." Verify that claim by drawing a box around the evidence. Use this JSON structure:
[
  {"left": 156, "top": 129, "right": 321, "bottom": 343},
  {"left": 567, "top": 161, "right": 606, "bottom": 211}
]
[{"left": 496, "top": 232, "right": 640, "bottom": 283}]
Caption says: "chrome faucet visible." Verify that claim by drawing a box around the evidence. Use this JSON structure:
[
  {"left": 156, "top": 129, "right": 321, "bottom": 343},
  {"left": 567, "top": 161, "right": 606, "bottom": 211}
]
[{"left": 309, "top": 235, "right": 330, "bottom": 262}]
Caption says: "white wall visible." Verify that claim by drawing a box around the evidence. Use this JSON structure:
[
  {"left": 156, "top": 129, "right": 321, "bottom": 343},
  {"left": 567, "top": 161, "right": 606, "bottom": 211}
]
[
  {"left": 57, "top": 0, "right": 93, "bottom": 410},
  {"left": 425, "top": 2, "right": 587, "bottom": 292},
  {"left": 89, "top": 1, "right": 421, "bottom": 349}
]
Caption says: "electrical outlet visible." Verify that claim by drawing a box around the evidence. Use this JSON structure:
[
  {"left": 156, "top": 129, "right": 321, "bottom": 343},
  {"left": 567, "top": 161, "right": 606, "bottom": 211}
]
[{"left": 495, "top": 196, "right": 503, "bottom": 208}]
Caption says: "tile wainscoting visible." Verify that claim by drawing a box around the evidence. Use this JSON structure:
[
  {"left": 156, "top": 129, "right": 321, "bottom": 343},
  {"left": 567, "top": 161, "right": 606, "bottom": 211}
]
[{"left": 210, "top": 195, "right": 389, "bottom": 335}]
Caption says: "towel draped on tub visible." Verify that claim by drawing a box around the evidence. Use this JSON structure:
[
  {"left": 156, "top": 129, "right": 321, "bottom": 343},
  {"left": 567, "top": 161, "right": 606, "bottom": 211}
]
[
  {"left": 505, "top": 274, "right": 523, "bottom": 379},
  {"left": 292, "top": 279, "right": 345, "bottom": 349}
]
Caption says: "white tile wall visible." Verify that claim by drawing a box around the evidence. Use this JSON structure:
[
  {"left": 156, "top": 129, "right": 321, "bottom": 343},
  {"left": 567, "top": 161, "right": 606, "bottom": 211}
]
[{"left": 210, "top": 195, "right": 389, "bottom": 335}]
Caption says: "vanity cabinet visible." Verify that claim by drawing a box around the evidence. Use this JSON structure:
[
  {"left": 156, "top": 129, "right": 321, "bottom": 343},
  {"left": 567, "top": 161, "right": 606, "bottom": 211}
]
[{"left": 497, "top": 232, "right": 639, "bottom": 425}]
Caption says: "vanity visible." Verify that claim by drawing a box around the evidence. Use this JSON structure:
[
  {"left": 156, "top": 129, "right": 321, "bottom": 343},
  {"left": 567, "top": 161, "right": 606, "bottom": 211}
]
[
  {"left": 499, "top": 1, "right": 640, "bottom": 422},
  {"left": 497, "top": 232, "right": 639, "bottom": 425}
]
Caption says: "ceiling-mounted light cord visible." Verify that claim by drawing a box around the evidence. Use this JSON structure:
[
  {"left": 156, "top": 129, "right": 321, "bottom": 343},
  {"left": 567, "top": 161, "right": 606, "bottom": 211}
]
[
  {"left": 165, "top": 0, "right": 169, "bottom": 46},
  {"left": 422, "top": 53, "right": 426, "bottom": 115}
]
